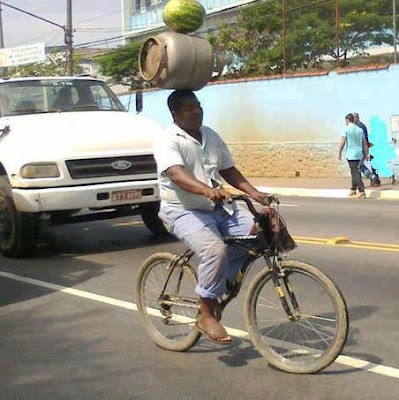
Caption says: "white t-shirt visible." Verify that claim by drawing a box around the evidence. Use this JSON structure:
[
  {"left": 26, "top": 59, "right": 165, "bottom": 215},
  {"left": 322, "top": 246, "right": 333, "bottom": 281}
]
[{"left": 154, "top": 123, "right": 235, "bottom": 211}]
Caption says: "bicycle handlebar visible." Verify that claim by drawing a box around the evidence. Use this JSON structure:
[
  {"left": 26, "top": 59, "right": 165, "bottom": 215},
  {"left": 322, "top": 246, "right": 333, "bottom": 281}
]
[{"left": 231, "top": 194, "right": 279, "bottom": 217}]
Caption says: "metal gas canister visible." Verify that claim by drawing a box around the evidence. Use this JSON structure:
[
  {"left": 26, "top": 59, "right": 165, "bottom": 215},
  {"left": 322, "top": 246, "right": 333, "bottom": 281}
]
[{"left": 138, "top": 32, "right": 216, "bottom": 91}]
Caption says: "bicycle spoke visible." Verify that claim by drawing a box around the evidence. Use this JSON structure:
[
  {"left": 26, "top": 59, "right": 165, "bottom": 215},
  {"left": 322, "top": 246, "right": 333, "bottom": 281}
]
[
  {"left": 137, "top": 255, "right": 201, "bottom": 351},
  {"left": 247, "top": 261, "right": 348, "bottom": 373}
]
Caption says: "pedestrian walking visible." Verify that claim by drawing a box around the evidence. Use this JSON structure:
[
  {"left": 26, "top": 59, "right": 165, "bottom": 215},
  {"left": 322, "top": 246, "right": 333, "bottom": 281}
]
[
  {"left": 353, "top": 112, "right": 381, "bottom": 186},
  {"left": 338, "top": 113, "right": 369, "bottom": 199}
]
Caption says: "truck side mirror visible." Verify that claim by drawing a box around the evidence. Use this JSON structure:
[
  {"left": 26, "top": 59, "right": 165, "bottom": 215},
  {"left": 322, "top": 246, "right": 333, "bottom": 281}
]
[{"left": 136, "top": 90, "right": 143, "bottom": 114}]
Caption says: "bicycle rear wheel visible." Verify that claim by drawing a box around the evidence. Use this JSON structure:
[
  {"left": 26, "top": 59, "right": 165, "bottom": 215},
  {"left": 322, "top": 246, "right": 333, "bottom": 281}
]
[
  {"left": 136, "top": 252, "right": 201, "bottom": 351},
  {"left": 245, "top": 260, "right": 348, "bottom": 374}
]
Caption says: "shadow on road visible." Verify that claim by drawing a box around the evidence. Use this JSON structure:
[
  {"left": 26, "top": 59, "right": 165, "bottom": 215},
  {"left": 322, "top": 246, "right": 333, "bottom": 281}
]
[
  {"left": 0, "top": 254, "right": 110, "bottom": 307},
  {"left": 34, "top": 217, "right": 178, "bottom": 257}
]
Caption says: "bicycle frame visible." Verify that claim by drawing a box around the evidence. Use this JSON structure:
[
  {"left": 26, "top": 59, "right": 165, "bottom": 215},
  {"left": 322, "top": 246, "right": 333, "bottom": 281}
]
[{"left": 157, "top": 194, "right": 300, "bottom": 319}]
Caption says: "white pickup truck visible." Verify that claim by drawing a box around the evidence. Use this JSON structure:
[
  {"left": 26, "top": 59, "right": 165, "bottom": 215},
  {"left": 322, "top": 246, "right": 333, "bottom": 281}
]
[{"left": 0, "top": 76, "right": 165, "bottom": 258}]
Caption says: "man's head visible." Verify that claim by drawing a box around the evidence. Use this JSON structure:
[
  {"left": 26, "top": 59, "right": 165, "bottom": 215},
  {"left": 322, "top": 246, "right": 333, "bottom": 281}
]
[
  {"left": 167, "top": 90, "right": 203, "bottom": 133},
  {"left": 345, "top": 113, "right": 354, "bottom": 125},
  {"left": 353, "top": 113, "right": 360, "bottom": 123}
]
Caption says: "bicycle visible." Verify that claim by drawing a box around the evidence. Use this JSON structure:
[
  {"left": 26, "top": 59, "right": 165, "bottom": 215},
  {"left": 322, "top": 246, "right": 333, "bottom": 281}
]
[{"left": 136, "top": 195, "right": 349, "bottom": 374}]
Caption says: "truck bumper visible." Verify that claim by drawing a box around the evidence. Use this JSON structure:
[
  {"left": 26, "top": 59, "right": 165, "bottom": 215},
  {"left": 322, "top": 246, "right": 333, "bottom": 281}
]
[{"left": 12, "top": 180, "right": 160, "bottom": 213}]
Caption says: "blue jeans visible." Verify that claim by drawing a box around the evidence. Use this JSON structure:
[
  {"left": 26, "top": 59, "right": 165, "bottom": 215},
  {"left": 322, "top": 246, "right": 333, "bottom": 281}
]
[{"left": 159, "top": 204, "right": 254, "bottom": 299}]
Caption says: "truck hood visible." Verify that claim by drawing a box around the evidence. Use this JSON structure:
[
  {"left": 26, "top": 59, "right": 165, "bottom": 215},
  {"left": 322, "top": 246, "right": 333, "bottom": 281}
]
[{"left": 0, "top": 111, "right": 162, "bottom": 159}]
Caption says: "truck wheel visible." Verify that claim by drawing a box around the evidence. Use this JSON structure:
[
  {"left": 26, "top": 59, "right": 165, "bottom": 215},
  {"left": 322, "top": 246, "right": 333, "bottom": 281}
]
[
  {"left": 139, "top": 202, "right": 169, "bottom": 236},
  {"left": 0, "top": 177, "right": 38, "bottom": 258}
]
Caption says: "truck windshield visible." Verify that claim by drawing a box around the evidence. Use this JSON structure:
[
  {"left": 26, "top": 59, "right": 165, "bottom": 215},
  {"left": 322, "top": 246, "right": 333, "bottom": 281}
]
[{"left": 0, "top": 79, "right": 126, "bottom": 117}]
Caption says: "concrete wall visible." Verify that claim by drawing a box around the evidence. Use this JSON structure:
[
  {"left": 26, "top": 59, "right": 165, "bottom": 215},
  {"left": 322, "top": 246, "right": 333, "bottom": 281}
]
[{"left": 120, "top": 64, "right": 399, "bottom": 178}]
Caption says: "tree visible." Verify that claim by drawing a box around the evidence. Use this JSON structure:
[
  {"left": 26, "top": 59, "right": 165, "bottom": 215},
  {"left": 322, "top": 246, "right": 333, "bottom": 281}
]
[
  {"left": 96, "top": 41, "right": 144, "bottom": 88},
  {"left": 7, "top": 52, "right": 83, "bottom": 77},
  {"left": 209, "top": 0, "right": 396, "bottom": 77}
]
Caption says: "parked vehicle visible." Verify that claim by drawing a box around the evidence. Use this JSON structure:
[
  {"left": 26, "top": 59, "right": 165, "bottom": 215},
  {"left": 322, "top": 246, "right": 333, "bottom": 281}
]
[{"left": 0, "top": 76, "right": 165, "bottom": 258}]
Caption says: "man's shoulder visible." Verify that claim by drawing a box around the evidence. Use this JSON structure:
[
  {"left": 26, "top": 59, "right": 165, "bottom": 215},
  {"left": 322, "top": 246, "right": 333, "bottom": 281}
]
[
  {"left": 201, "top": 125, "right": 217, "bottom": 134},
  {"left": 161, "top": 124, "right": 187, "bottom": 141},
  {"left": 345, "top": 123, "right": 362, "bottom": 134},
  {"left": 201, "top": 126, "right": 223, "bottom": 141},
  {"left": 354, "top": 124, "right": 364, "bottom": 134}
]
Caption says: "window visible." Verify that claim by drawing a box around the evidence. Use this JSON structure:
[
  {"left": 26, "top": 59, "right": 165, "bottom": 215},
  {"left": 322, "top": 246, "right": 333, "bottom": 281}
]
[{"left": 0, "top": 79, "right": 126, "bottom": 117}]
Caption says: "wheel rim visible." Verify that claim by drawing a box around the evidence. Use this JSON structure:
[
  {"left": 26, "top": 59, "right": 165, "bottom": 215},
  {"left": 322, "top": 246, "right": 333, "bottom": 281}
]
[
  {"left": 252, "top": 268, "right": 344, "bottom": 368},
  {"left": 139, "top": 259, "right": 199, "bottom": 344}
]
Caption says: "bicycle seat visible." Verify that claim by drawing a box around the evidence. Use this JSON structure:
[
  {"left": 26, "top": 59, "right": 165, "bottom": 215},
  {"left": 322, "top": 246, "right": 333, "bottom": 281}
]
[{"left": 224, "top": 234, "right": 258, "bottom": 242}]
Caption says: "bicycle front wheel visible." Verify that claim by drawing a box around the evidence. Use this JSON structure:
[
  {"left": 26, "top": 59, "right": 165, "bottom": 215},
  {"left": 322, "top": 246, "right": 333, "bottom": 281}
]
[
  {"left": 136, "top": 252, "right": 201, "bottom": 352},
  {"left": 245, "top": 260, "right": 349, "bottom": 374}
]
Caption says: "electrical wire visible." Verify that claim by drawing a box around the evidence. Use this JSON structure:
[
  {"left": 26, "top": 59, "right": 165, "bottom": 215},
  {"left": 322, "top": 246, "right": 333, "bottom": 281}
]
[{"left": 197, "top": 0, "right": 334, "bottom": 34}]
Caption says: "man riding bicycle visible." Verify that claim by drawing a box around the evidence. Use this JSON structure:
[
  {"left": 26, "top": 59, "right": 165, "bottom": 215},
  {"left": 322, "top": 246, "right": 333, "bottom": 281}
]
[{"left": 154, "top": 90, "right": 270, "bottom": 345}]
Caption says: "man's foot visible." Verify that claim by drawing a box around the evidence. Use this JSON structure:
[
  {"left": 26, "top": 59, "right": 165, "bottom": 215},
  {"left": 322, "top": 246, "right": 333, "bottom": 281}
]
[
  {"left": 195, "top": 315, "right": 231, "bottom": 345},
  {"left": 370, "top": 180, "right": 381, "bottom": 187},
  {"left": 357, "top": 191, "right": 366, "bottom": 199},
  {"left": 196, "top": 297, "right": 231, "bottom": 344},
  {"left": 349, "top": 190, "right": 357, "bottom": 197}
]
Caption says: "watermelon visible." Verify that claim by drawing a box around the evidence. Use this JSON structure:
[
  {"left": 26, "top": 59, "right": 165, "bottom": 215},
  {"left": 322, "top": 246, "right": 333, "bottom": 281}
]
[{"left": 163, "top": 0, "right": 206, "bottom": 34}]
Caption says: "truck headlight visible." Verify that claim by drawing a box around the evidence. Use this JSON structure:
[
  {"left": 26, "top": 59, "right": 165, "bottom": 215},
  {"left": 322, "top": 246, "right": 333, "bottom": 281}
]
[{"left": 20, "top": 163, "right": 61, "bottom": 178}]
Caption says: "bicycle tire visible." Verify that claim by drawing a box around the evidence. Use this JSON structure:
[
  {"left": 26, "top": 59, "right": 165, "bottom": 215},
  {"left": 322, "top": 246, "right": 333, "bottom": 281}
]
[
  {"left": 244, "top": 260, "right": 349, "bottom": 374},
  {"left": 136, "top": 252, "right": 201, "bottom": 351}
]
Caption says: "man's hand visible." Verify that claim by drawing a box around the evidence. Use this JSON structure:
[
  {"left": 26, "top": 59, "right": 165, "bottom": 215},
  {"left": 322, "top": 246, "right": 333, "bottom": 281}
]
[
  {"left": 205, "top": 187, "right": 233, "bottom": 205},
  {"left": 250, "top": 190, "right": 275, "bottom": 206}
]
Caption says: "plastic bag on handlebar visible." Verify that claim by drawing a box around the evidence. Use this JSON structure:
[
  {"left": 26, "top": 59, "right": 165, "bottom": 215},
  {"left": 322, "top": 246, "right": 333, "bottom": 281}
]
[{"left": 251, "top": 207, "right": 297, "bottom": 253}]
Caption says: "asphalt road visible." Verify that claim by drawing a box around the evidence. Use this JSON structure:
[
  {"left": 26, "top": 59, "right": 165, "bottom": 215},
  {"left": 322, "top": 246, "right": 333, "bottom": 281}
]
[{"left": 1, "top": 196, "right": 399, "bottom": 400}]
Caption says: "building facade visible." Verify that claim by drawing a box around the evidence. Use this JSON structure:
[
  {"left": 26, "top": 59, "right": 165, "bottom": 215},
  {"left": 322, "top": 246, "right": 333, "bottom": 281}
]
[{"left": 121, "top": 0, "right": 258, "bottom": 41}]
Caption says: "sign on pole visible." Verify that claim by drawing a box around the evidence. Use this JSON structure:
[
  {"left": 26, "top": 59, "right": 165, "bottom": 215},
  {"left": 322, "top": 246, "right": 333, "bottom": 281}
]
[{"left": 0, "top": 43, "right": 45, "bottom": 67}]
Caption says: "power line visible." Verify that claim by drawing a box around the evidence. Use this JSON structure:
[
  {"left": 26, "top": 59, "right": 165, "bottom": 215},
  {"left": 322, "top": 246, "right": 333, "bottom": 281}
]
[
  {"left": 199, "top": 0, "right": 334, "bottom": 34},
  {"left": 75, "top": 33, "right": 128, "bottom": 48},
  {"left": 74, "top": 10, "right": 122, "bottom": 25}
]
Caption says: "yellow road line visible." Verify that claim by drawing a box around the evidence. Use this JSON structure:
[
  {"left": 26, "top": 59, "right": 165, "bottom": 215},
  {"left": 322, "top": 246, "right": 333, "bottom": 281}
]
[
  {"left": 293, "top": 236, "right": 399, "bottom": 252},
  {"left": 114, "top": 221, "right": 144, "bottom": 226},
  {"left": 108, "top": 222, "right": 399, "bottom": 253}
]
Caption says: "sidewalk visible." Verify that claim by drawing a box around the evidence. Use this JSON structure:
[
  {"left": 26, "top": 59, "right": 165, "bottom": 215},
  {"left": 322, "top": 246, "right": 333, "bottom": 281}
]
[{"left": 241, "top": 177, "right": 399, "bottom": 200}]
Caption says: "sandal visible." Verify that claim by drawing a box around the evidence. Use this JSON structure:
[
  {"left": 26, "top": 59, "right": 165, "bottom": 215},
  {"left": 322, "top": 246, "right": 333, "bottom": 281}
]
[{"left": 195, "top": 316, "right": 232, "bottom": 345}]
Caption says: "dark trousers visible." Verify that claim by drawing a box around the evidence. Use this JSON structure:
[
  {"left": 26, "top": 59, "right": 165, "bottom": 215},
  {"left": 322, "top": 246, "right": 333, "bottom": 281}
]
[
  {"left": 348, "top": 160, "right": 365, "bottom": 192},
  {"left": 370, "top": 156, "right": 380, "bottom": 183}
]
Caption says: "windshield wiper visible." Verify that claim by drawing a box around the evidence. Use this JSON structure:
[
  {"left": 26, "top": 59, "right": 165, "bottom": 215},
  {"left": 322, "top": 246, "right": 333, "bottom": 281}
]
[{"left": 0, "top": 125, "right": 10, "bottom": 142}]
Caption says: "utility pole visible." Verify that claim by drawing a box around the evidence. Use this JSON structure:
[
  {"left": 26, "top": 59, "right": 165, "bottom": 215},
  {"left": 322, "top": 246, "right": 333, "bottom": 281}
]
[
  {"left": 1, "top": 1, "right": 74, "bottom": 75},
  {"left": 335, "top": 0, "right": 340, "bottom": 67},
  {"left": 0, "top": 1, "right": 5, "bottom": 76},
  {"left": 0, "top": 1, "right": 4, "bottom": 48},
  {"left": 394, "top": 0, "right": 397, "bottom": 64},
  {"left": 282, "top": 0, "right": 287, "bottom": 74},
  {"left": 65, "top": 0, "right": 73, "bottom": 75}
]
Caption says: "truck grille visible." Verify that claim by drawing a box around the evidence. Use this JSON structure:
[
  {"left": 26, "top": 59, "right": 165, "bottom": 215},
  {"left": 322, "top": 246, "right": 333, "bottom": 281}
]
[{"left": 66, "top": 155, "right": 157, "bottom": 179}]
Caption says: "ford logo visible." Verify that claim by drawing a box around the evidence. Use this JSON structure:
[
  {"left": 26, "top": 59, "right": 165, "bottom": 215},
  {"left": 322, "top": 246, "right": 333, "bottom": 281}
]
[{"left": 111, "top": 160, "right": 132, "bottom": 170}]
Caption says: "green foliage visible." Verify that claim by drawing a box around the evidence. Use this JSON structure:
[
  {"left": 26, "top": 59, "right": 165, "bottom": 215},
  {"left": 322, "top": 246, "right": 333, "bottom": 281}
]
[
  {"left": 210, "top": 0, "right": 396, "bottom": 77},
  {"left": 96, "top": 41, "right": 144, "bottom": 88}
]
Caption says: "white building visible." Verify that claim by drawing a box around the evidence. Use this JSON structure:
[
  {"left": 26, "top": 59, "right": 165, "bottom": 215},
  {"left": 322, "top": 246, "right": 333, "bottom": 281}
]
[{"left": 121, "top": 0, "right": 259, "bottom": 41}]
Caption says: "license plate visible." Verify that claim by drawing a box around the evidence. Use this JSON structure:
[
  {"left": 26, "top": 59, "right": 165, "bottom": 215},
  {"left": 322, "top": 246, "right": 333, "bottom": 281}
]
[{"left": 111, "top": 189, "right": 142, "bottom": 202}]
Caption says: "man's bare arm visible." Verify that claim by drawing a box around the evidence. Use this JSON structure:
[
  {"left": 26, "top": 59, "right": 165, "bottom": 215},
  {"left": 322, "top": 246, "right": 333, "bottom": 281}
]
[
  {"left": 338, "top": 137, "right": 346, "bottom": 160},
  {"left": 219, "top": 166, "right": 268, "bottom": 204}
]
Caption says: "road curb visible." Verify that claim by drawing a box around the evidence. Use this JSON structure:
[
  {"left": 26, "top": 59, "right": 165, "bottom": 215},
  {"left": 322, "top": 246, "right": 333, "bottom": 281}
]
[{"left": 255, "top": 186, "right": 399, "bottom": 200}]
